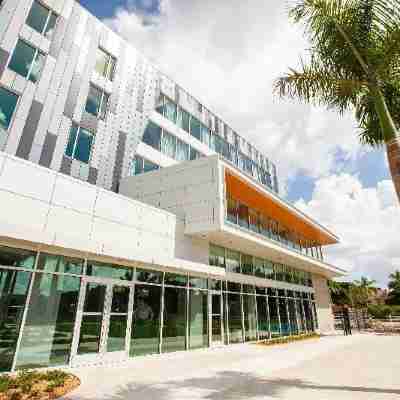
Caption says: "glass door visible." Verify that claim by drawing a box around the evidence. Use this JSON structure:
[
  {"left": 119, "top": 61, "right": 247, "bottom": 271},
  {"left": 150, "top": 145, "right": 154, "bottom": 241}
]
[
  {"left": 210, "top": 293, "right": 223, "bottom": 346},
  {"left": 71, "top": 278, "right": 132, "bottom": 365}
]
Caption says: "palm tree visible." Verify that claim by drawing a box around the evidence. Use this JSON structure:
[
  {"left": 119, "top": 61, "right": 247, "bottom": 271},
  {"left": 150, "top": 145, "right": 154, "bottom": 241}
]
[
  {"left": 354, "top": 276, "right": 377, "bottom": 305},
  {"left": 275, "top": 0, "right": 400, "bottom": 202},
  {"left": 388, "top": 270, "right": 400, "bottom": 304}
]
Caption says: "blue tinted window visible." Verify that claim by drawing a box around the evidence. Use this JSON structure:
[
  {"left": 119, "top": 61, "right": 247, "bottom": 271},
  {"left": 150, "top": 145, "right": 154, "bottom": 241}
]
[
  {"left": 8, "top": 40, "right": 44, "bottom": 83},
  {"left": 0, "top": 88, "right": 18, "bottom": 133},
  {"left": 75, "top": 128, "right": 93, "bottom": 163},
  {"left": 26, "top": 1, "right": 50, "bottom": 34},
  {"left": 65, "top": 125, "right": 94, "bottom": 164},
  {"left": 190, "top": 117, "right": 201, "bottom": 141},
  {"left": 143, "top": 122, "right": 161, "bottom": 150}
]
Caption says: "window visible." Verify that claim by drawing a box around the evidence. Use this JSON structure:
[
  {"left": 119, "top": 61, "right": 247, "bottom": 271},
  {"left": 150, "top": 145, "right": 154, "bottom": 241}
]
[
  {"left": 65, "top": 124, "right": 94, "bottom": 164},
  {"left": 8, "top": 40, "right": 45, "bottom": 83},
  {"left": 190, "top": 116, "right": 201, "bottom": 141},
  {"left": 176, "top": 138, "right": 189, "bottom": 161},
  {"left": 190, "top": 147, "right": 200, "bottom": 161},
  {"left": 161, "top": 130, "right": 176, "bottom": 159},
  {"left": 142, "top": 121, "right": 161, "bottom": 150},
  {"left": 95, "top": 48, "right": 116, "bottom": 81},
  {"left": 178, "top": 108, "right": 190, "bottom": 133},
  {"left": 164, "top": 96, "right": 177, "bottom": 124},
  {"left": 0, "top": 87, "right": 18, "bottom": 135},
  {"left": 26, "top": 1, "right": 57, "bottom": 38},
  {"left": 85, "top": 84, "right": 109, "bottom": 120}
]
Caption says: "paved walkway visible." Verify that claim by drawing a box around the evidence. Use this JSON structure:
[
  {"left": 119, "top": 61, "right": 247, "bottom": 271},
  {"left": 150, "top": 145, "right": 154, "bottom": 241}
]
[{"left": 64, "top": 334, "right": 400, "bottom": 400}]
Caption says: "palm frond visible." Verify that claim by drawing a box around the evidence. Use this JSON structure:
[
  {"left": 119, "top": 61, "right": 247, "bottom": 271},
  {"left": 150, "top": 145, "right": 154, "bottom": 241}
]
[{"left": 275, "top": 58, "right": 367, "bottom": 113}]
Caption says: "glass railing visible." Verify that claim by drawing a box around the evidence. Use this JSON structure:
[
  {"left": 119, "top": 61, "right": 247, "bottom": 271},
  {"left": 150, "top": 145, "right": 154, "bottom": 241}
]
[
  {"left": 225, "top": 198, "right": 324, "bottom": 262},
  {"left": 155, "top": 93, "right": 279, "bottom": 193}
]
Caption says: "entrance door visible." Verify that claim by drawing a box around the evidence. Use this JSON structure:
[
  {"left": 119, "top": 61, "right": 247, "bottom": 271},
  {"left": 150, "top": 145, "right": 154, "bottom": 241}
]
[
  {"left": 210, "top": 293, "right": 223, "bottom": 346},
  {"left": 71, "top": 278, "right": 132, "bottom": 365}
]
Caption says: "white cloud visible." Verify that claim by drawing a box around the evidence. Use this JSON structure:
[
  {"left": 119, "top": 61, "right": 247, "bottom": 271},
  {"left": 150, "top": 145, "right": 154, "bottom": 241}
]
[
  {"left": 295, "top": 174, "right": 400, "bottom": 287},
  {"left": 105, "top": 0, "right": 362, "bottom": 190},
  {"left": 105, "top": 1, "right": 397, "bottom": 287}
]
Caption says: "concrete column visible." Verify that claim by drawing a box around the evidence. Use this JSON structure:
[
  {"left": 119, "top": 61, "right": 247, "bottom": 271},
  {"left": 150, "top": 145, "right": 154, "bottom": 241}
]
[{"left": 313, "top": 274, "right": 335, "bottom": 334}]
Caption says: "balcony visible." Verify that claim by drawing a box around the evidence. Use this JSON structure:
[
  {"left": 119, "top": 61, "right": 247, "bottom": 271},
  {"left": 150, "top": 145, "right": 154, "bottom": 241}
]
[{"left": 225, "top": 196, "right": 324, "bottom": 262}]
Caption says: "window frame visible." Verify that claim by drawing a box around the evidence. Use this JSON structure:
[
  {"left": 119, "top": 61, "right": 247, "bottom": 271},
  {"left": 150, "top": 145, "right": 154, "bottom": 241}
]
[
  {"left": 85, "top": 83, "right": 110, "bottom": 120},
  {"left": 8, "top": 38, "right": 46, "bottom": 83},
  {"left": 95, "top": 47, "right": 116, "bottom": 81},
  {"left": 65, "top": 124, "right": 95, "bottom": 164},
  {"left": 26, "top": 0, "right": 58, "bottom": 38}
]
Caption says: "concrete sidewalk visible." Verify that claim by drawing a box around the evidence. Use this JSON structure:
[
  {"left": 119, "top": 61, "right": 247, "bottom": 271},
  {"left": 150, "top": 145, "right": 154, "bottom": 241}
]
[{"left": 63, "top": 334, "right": 400, "bottom": 400}]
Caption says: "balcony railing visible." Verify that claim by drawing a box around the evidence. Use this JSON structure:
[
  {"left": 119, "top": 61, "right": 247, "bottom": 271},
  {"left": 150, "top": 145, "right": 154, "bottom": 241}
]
[{"left": 225, "top": 197, "right": 324, "bottom": 262}]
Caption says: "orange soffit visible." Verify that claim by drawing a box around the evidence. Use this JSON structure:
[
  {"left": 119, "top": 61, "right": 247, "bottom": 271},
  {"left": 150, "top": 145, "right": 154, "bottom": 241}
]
[{"left": 225, "top": 172, "right": 338, "bottom": 246}]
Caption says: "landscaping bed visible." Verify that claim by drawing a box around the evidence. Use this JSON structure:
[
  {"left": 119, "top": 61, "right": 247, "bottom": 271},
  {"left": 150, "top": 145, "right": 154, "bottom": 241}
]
[
  {"left": 256, "top": 333, "right": 320, "bottom": 346},
  {"left": 0, "top": 370, "right": 79, "bottom": 400}
]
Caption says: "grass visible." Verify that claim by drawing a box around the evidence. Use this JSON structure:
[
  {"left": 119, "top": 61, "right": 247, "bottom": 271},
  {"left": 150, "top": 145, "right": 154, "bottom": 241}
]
[
  {"left": 256, "top": 332, "right": 320, "bottom": 346},
  {"left": 0, "top": 369, "right": 79, "bottom": 400}
]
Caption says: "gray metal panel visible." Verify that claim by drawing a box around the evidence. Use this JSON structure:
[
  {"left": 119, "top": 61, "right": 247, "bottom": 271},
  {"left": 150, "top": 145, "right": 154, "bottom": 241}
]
[
  {"left": 80, "top": 111, "right": 98, "bottom": 132},
  {"left": 174, "top": 83, "right": 180, "bottom": 104},
  {"left": 111, "top": 131, "right": 127, "bottom": 192},
  {"left": 16, "top": 100, "right": 44, "bottom": 159},
  {"left": 39, "top": 132, "right": 57, "bottom": 167},
  {"left": 62, "top": 4, "right": 81, "bottom": 53},
  {"left": 64, "top": 72, "right": 81, "bottom": 118},
  {"left": 0, "top": 47, "right": 9, "bottom": 79},
  {"left": 108, "top": 43, "right": 127, "bottom": 114},
  {"left": 49, "top": 16, "right": 67, "bottom": 58},
  {"left": 60, "top": 155, "right": 72, "bottom": 175},
  {"left": 88, "top": 166, "right": 98, "bottom": 185}
]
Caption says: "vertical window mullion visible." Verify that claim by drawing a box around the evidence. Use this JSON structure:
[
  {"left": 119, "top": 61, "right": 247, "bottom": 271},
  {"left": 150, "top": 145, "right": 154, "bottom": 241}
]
[
  {"left": 42, "top": 9, "right": 52, "bottom": 35},
  {"left": 99, "top": 91, "right": 104, "bottom": 117},
  {"left": 27, "top": 48, "right": 39, "bottom": 80},
  {"left": 72, "top": 126, "right": 80, "bottom": 159}
]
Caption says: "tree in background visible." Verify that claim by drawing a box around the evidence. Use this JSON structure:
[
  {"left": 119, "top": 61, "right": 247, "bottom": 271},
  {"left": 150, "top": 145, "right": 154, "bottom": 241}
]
[
  {"left": 387, "top": 270, "right": 400, "bottom": 304},
  {"left": 275, "top": 0, "right": 400, "bottom": 203}
]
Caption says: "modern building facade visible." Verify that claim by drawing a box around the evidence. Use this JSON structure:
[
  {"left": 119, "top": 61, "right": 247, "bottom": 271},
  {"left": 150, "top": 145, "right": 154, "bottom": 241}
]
[{"left": 0, "top": 0, "right": 345, "bottom": 373}]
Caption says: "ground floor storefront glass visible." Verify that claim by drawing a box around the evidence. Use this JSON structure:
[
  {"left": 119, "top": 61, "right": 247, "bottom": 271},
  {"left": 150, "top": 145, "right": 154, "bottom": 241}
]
[{"left": 0, "top": 245, "right": 320, "bottom": 372}]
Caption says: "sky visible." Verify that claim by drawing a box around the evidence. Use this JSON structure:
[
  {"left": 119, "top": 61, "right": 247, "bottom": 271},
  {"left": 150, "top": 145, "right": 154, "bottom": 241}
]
[{"left": 79, "top": 0, "right": 400, "bottom": 287}]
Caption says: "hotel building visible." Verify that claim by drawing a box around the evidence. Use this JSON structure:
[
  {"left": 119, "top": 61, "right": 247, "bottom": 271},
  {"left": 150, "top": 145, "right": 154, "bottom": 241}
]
[{"left": 0, "top": 0, "right": 344, "bottom": 372}]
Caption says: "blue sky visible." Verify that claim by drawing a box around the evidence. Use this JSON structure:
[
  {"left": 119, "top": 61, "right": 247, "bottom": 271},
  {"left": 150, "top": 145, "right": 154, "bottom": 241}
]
[
  {"left": 79, "top": 0, "right": 400, "bottom": 286},
  {"left": 79, "top": 0, "right": 160, "bottom": 18}
]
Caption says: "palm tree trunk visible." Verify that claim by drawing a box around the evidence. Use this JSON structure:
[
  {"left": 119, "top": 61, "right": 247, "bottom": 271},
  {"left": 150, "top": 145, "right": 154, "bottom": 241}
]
[
  {"left": 386, "top": 138, "right": 400, "bottom": 203},
  {"left": 371, "top": 88, "right": 400, "bottom": 202}
]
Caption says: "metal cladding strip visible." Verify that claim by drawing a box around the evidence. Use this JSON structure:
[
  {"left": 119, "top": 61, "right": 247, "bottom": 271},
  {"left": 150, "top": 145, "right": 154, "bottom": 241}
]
[
  {"left": 0, "top": 0, "right": 21, "bottom": 43},
  {"left": 0, "top": 0, "right": 32, "bottom": 52},
  {"left": 0, "top": 47, "right": 9, "bottom": 79},
  {"left": 49, "top": 16, "right": 68, "bottom": 59},
  {"left": 88, "top": 166, "right": 98, "bottom": 185},
  {"left": 15, "top": 100, "right": 44, "bottom": 159},
  {"left": 109, "top": 42, "right": 127, "bottom": 115},
  {"left": 59, "top": 154, "right": 72, "bottom": 175},
  {"left": 111, "top": 130, "right": 127, "bottom": 192},
  {"left": 38, "top": 131, "right": 57, "bottom": 167}
]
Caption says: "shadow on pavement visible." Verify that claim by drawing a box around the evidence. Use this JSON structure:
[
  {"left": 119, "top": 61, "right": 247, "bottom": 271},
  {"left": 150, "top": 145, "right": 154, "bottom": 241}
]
[{"left": 70, "top": 370, "right": 400, "bottom": 399}]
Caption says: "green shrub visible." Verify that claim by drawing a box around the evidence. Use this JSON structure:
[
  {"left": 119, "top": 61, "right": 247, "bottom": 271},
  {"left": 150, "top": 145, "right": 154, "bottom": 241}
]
[
  {"left": 0, "top": 374, "right": 11, "bottom": 393},
  {"left": 368, "top": 304, "right": 399, "bottom": 318}
]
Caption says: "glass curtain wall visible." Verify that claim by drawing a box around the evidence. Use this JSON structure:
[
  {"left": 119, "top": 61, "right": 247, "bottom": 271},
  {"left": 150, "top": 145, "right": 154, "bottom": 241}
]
[
  {"left": 16, "top": 272, "right": 80, "bottom": 368},
  {"left": 0, "top": 247, "right": 36, "bottom": 372},
  {"left": 242, "top": 287, "right": 257, "bottom": 341},
  {"left": 303, "top": 295, "right": 315, "bottom": 332},
  {"left": 256, "top": 291, "right": 270, "bottom": 340},
  {"left": 287, "top": 294, "right": 298, "bottom": 336},
  {"left": 268, "top": 290, "right": 280, "bottom": 338},
  {"left": 278, "top": 291, "right": 290, "bottom": 336},
  {"left": 188, "top": 278, "right": 208, "bottom": 349},
  {"left": 131, "top": 283, "right": 162, "bottom": 356},
  {"left": 162, "top": 274, "right": 187, "bottom": 353},
  {"left": 225, "top": 285, "right": 242, "bottom": 344}
]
